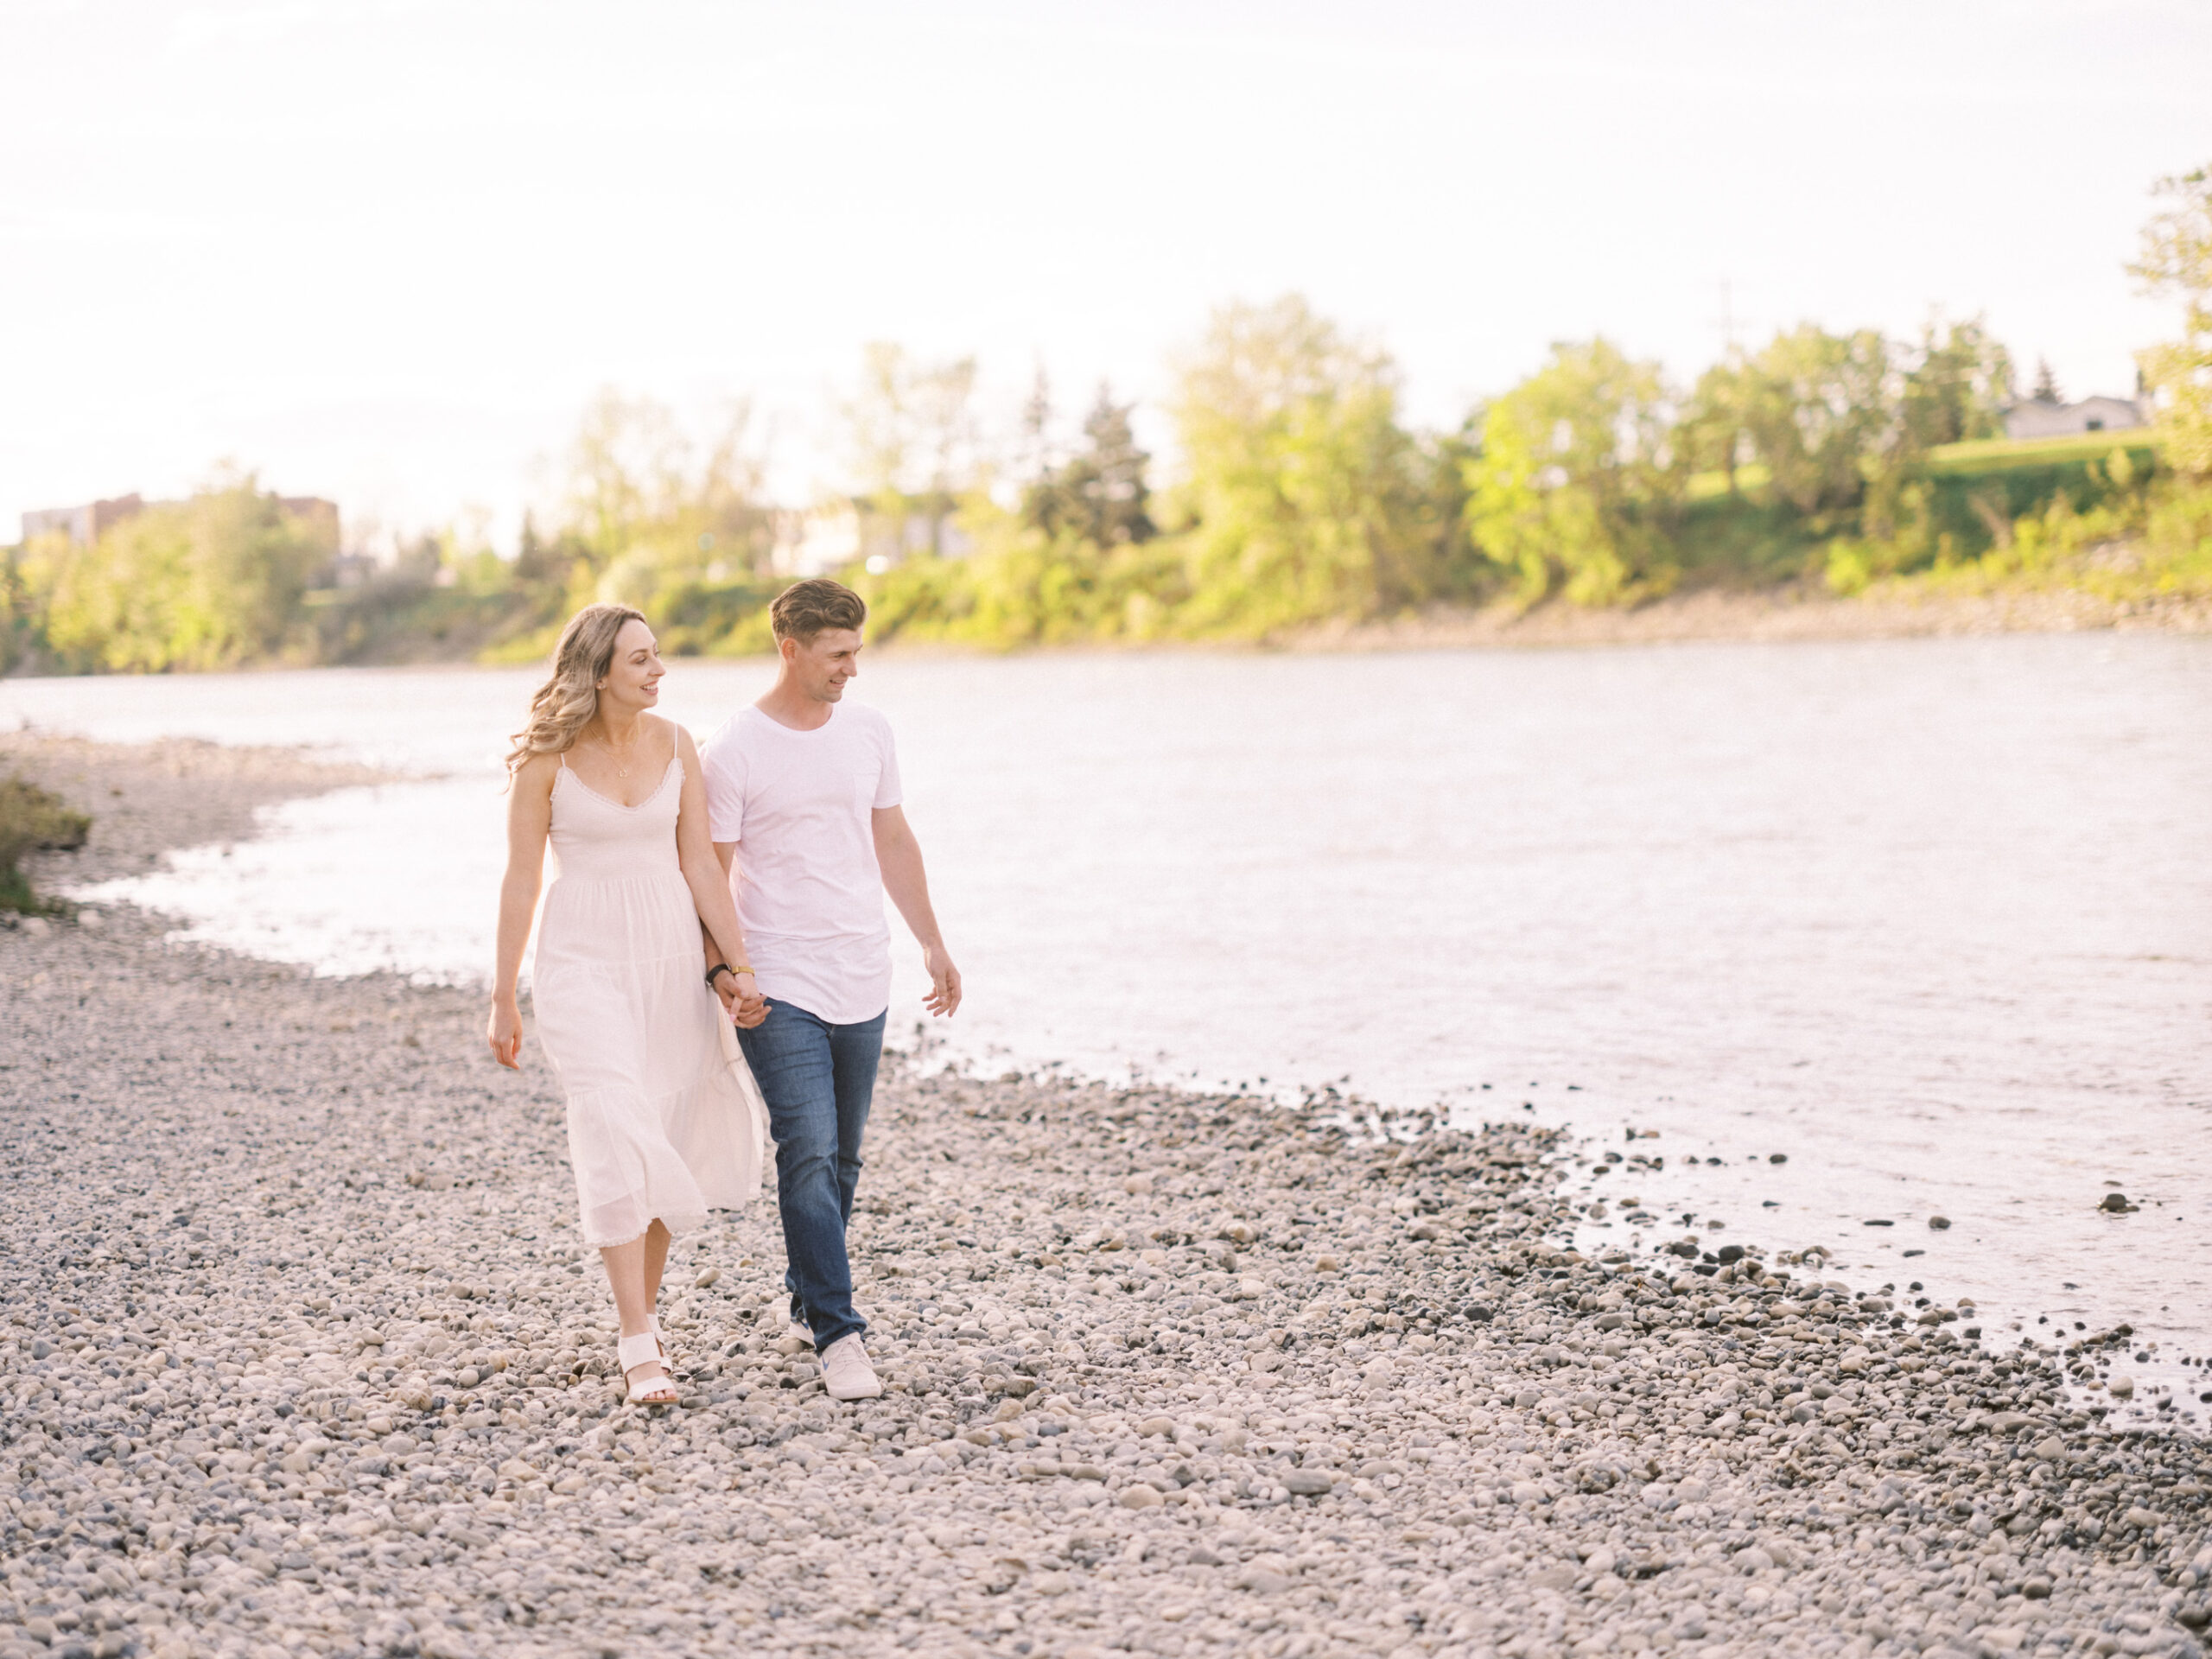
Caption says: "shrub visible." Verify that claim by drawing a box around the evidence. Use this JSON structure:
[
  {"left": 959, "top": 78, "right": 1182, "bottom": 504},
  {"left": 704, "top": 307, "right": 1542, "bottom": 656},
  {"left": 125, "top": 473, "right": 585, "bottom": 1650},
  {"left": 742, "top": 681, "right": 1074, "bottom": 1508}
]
[{"left": 0, "top": 774, "right": 91, "bottom": 912}]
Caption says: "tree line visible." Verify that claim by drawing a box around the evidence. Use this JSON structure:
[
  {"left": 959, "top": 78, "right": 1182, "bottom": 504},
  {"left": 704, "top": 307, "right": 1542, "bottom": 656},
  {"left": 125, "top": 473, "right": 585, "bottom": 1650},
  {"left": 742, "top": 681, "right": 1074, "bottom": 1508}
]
[{"left": 5, "top": 164, "right": 2207, "bottom": 672}]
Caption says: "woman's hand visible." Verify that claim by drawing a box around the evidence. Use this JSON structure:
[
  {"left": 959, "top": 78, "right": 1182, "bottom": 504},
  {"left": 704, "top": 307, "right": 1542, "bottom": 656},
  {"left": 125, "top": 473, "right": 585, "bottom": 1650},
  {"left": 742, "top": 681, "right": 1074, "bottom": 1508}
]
[
  {"left": 717, "top": 969, "right": 769, "bottom": 1030},
  {"left": 487, "top": 998, "right": 524, "bottom": 1070}
]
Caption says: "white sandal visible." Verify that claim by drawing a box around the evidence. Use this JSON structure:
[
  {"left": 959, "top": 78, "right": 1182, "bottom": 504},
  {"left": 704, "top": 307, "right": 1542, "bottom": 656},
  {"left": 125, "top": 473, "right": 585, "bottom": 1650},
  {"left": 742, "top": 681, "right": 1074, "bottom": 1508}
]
[{"left": 618, "top": 1332, "right": 680, "bottom": 1406}]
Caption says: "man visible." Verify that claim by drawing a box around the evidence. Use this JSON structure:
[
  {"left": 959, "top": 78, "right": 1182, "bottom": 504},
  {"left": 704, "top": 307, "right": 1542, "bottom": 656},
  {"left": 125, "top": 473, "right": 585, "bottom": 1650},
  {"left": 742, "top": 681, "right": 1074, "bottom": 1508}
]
[{"left": 698, "top": 577, "right": 961, "bottom": 1402}]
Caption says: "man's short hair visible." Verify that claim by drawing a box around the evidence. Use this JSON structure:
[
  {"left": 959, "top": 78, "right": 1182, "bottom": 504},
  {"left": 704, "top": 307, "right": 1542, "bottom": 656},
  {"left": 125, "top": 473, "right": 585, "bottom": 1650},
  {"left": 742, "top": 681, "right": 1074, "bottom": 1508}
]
[{"left": 770, "top": 578, "right": 868, "bottom": 644}]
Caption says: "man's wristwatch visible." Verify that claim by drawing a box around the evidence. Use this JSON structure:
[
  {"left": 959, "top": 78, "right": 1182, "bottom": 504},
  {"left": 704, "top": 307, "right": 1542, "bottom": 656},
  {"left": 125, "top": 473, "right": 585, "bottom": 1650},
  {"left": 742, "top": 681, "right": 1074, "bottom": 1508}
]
[{"left": 706, "top": 963, "right": 755, "bottom": 989}]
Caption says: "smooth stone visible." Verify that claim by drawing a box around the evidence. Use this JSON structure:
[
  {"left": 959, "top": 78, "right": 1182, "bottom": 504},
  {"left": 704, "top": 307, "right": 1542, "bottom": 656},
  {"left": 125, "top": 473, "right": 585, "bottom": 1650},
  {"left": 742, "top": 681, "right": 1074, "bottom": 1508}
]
[{"left": 0, "top": 793, "right": 2180, "bottom": 1659}]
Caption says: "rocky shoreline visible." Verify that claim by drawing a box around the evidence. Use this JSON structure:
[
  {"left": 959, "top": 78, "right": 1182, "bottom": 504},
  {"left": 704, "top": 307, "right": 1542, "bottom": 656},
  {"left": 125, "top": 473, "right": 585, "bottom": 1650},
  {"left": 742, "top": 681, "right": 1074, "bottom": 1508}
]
[{"left": 1, "top": 740, "right": 2207, "bottom": 1659}]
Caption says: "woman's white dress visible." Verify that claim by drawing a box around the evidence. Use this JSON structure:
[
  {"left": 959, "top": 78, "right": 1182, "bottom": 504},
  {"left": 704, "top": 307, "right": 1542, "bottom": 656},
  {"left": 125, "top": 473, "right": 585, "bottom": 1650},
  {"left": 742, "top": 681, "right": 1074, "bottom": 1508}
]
[{"left": 531, "top": 753, "right": 765, "bottom": 1248}]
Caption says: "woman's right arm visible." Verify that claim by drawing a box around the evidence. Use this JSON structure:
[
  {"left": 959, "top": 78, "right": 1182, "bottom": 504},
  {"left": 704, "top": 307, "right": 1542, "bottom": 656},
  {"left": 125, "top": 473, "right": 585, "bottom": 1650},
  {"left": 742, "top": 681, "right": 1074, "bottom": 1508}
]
[{"left": 487, "top": 755, "right": 556, "bottom": 1069}]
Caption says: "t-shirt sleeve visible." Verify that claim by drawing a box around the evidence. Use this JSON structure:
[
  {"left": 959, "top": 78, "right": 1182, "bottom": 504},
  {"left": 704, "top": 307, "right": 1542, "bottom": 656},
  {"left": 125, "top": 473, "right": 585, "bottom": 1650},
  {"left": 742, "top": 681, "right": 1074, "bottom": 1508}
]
[
  {"left": 873, "top": 715, "right": 904, "bottom": 809},
  {"left": 702, "top": 728, "right": 747, "bottom": 842}
]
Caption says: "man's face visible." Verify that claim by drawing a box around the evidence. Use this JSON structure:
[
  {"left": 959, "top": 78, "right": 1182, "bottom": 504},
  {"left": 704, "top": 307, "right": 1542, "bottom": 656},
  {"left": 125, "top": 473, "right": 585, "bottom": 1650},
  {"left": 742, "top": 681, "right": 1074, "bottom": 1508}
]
[{"left": 783, "top": 626, "right": 862, "bottom": 701}]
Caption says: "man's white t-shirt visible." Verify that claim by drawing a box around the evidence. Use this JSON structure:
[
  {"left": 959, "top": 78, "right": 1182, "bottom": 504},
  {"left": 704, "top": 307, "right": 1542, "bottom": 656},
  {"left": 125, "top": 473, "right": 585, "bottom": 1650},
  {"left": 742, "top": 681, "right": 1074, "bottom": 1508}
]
[{"left": 698, "top": 702, "right": 903, "bottom": 1026}]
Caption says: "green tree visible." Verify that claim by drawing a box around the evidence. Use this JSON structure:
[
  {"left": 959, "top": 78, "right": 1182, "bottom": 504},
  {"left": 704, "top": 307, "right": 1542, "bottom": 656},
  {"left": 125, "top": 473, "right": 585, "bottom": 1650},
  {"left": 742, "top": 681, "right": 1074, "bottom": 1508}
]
[
  {"left": 1734, "top": 325, "right": 1899, "bottom": 515},
  {"left": 28, "top": 474, "right": 334, "bottom": 671},
  {"left": 1463, "top": 338, "right": 1679, "bottom": 606},
  {"left": 1023, "top": 386, "right": 1156, "bottom": 548},
  {"left": 2131, "top": 162, "right": 2212, "bottom": 478},
  {"left": 839, "top": 343, "right": 982, "bottom": 559},
  {"left": 559, "top": 390, "right": 775, "bottom": 620},
  {"left": 1681, "top": 353, "right": 1757, "bottom": 494},
  {"left": 0, "top": 543, "right": 44, "bottom": 673},
  {"left": 1170, "top": 296, "right": 1442, "bottom": 633},
  {"left": 1902, "top": 317, "right": 2014, "bottom": 448}
]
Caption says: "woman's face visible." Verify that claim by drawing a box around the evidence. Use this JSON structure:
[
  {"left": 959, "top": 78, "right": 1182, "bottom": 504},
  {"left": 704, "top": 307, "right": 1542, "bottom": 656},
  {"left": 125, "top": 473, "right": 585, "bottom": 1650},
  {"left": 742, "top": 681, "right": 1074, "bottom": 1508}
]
[{"left": 599, "top": 619, "right": 664, "bottom": 711}]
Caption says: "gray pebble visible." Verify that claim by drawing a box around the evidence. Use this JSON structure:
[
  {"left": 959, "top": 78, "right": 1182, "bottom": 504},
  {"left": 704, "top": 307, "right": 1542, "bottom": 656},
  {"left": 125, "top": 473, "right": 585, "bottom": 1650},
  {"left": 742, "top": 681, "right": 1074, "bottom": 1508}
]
[{"left": 0, "top": 734, "right": 2203, "bottom": 1659}]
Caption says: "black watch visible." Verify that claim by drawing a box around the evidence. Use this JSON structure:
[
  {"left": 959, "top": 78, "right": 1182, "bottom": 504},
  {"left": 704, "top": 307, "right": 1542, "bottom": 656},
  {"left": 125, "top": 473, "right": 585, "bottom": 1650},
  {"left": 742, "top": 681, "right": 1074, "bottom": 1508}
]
[{"left": 706, "top": 963, "right": 734, "bottom": 988}]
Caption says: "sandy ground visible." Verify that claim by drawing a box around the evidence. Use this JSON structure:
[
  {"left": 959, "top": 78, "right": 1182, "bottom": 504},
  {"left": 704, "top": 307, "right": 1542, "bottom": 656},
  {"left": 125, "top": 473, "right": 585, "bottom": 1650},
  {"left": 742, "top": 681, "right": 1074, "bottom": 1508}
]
[{"left": 0, "top": 740, "right": 2206, "bottom": 1659}]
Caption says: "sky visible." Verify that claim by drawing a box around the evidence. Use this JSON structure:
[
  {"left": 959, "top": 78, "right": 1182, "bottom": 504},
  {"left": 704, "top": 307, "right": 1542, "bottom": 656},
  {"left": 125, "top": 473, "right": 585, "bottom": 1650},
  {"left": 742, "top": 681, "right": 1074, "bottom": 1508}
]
[{"left": 3, "top": 0, "right": 2208, "bottom": 552}]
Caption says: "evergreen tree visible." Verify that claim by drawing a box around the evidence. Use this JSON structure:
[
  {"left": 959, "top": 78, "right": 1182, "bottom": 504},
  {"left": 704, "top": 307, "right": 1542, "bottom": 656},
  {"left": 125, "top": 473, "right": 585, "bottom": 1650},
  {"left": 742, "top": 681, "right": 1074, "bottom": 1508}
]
[
  {"left": 2031, "top": 357, "right": 2063, "bottom": 404},
  {"left": 1019, "top": 365, "right": 1055, "bottom": 497},
  {"left": 1022, "top": 386, "right": 1155, "bottom": 546}
]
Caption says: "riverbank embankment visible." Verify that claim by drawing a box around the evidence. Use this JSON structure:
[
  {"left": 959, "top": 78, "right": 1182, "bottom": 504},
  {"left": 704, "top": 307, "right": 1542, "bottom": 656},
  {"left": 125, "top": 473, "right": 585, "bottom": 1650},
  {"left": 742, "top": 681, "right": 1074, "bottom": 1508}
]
[
  {"left": 1280, "top": 582, "right": 2212, "bottom": 655},
  {"left": 0, "top": 741, "right": 2206, "bottom": 1659}
]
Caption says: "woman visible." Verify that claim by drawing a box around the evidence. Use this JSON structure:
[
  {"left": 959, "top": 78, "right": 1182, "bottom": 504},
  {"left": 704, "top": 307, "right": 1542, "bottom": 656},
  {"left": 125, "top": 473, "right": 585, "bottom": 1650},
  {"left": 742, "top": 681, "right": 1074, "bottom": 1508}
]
[{"left": 487, "top": 603, "right": 768, "bottom": 1406}]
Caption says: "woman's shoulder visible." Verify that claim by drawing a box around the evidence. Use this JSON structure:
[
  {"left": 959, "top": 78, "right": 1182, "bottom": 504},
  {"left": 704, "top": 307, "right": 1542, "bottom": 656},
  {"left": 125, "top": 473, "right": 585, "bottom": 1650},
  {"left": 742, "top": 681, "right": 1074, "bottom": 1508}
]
[
  {"left": 658, "top": 716, "right": 703, "bottom": 765},
  {"left": 650, "top": 713, "right": 698, "bottom": 755},
  {"left": 510, "top": 748, "right": 563, "bottom": 793}
]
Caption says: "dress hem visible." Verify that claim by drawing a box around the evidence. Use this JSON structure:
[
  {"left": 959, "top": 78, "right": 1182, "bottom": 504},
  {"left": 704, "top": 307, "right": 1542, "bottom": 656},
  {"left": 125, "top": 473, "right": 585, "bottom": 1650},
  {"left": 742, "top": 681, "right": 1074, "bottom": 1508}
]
[
  {"left": 561, "top": 1064, "right": 765, "bottom": 1248},
  {"left": 581, "top": 1211, "right": 710, "bottom": 1252}
]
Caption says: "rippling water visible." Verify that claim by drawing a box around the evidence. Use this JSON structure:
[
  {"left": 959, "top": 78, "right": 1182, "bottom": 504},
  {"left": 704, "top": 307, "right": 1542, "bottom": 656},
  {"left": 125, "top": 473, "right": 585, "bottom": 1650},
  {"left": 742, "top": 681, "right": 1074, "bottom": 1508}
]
[{"left": 8, "top": 634, "right": 2209, "bottom": 1419}]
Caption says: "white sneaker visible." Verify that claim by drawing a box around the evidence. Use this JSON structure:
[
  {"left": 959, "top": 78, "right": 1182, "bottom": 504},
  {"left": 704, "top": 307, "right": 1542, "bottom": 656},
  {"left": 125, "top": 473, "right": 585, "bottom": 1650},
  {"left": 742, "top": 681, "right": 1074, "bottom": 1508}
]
[{"left": 821, "top": 1333, "right": 882, "bottom": 1401}]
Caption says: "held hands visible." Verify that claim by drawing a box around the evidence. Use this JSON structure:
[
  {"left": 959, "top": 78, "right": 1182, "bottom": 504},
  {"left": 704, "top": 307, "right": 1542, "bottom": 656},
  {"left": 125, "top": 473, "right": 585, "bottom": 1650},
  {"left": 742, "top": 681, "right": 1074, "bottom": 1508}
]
[
  {"left": 713, "top": 969, "right": 769, "bottom": 1029},
  {"left": 922, "top": 945, "right": 962, "bottom": 1018},
  {"left": 486, "top": 999, "right": 524, "bottom": 1070}
]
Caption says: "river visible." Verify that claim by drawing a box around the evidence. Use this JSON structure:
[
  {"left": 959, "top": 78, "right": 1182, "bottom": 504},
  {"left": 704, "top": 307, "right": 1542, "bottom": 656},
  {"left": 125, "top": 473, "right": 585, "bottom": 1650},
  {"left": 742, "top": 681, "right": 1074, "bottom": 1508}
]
[{"left": 7, "top": 632, "right": 2208, "bottom": 1423}]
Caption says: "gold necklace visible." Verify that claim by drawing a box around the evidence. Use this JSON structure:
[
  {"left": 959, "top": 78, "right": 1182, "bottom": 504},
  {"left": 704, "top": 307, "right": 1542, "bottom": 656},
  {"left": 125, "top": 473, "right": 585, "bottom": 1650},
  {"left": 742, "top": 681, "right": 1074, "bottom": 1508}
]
[{"left": 595, "top": 728, "right": 643, "bottom": 779}]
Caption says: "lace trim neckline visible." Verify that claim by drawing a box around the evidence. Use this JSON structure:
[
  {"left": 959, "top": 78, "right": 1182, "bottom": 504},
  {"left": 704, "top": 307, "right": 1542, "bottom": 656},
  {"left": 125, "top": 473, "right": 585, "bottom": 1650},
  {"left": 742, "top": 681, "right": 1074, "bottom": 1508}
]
[{"left": 556, "top": 754, "right": 681, "bottom": 812}]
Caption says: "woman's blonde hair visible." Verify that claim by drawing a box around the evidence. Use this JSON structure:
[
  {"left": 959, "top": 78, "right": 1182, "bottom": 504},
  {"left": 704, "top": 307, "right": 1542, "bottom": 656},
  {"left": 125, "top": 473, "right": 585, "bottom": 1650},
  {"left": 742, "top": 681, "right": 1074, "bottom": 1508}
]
[{"left": 505, "top": 603, "right": 647, "bottom": 777}]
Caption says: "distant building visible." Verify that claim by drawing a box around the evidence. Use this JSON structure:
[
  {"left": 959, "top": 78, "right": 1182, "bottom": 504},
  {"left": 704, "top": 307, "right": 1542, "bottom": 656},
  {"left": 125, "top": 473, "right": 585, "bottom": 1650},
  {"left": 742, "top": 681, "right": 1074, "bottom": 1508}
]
[
  {"left": 770, "top": 496, "right": 971, "bottom": 578},
  {"left": 772, "top": 504, "right": 861, "bottom": 578},
  {"left": 19, "top": 491, "right": 339, "bottom": 548},
  {"left": 20, "top": 493, "right": 147, "bottom": 546},
  {"left": 2001, "top": 396, "right": 2148, "bottom": 441}
]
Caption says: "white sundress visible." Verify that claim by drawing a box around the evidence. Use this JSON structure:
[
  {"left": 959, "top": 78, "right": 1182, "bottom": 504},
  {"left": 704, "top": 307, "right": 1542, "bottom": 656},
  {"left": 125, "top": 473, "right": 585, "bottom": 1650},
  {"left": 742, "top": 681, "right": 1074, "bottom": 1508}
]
[{"left": 531, "top": 750, "right": 766, "bottom": 1248}]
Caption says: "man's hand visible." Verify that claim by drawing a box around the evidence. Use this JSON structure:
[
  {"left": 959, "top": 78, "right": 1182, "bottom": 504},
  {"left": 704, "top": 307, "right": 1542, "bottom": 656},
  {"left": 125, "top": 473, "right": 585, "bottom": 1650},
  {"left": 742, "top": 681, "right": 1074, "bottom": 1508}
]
[
  {"left": 921, "top": 946, "right": 961, "bottom": 1018},
  {"left": 714, "top": 969, "right": 769, "bottom": 1029},
  {"left": 874, "top": 807, "right": 957, "bottom": 1019}
]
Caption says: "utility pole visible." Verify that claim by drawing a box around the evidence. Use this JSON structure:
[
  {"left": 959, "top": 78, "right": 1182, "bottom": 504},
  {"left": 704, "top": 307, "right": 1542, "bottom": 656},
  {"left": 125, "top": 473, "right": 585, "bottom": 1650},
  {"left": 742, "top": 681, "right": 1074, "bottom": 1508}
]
[{"left": 1714, "top": 278, "right": 1742, "bottom": 358}]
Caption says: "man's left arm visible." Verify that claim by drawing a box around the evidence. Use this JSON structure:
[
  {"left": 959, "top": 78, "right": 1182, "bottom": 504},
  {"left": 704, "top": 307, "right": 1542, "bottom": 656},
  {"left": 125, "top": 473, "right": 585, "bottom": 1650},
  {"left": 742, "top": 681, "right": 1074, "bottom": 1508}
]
[{"left": 873, "top": 804, "right": 960, "bottom": 1017}]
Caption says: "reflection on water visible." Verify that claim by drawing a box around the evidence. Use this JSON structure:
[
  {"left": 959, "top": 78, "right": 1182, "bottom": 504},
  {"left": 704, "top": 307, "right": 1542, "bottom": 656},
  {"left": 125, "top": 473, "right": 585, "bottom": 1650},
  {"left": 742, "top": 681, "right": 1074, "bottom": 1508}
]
[{"left": 9, "top": 635, "right": 2210, "bottom": 1415}]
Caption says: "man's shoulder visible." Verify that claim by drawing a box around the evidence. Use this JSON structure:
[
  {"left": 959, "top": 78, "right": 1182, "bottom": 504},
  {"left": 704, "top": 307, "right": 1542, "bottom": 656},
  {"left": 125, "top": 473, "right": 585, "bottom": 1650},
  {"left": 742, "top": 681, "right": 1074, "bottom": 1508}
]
[
  {"left": 697, "top": 708, "right": 759, "bottom": 771},
  {"left": 838, "top": 701, "right": 895, "bottom": 745}
]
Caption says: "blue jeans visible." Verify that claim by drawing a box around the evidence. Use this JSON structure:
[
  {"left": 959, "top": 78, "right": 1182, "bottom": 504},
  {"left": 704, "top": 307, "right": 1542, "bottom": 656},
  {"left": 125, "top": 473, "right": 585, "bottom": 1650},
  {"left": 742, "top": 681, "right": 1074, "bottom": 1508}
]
[{"left": 735, "top": 999, "right": 885, "bottom": 1353}]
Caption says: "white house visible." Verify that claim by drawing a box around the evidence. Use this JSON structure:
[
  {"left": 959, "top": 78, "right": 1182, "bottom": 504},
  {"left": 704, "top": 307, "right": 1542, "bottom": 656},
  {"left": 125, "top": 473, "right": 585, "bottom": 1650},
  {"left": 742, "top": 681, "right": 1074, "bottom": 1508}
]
[
  {"left": 770, "top": 496, "right": 973, "bottom": 577},
  {"left": 2002, "top": 396, "right": 2148, "bottom": 441}
]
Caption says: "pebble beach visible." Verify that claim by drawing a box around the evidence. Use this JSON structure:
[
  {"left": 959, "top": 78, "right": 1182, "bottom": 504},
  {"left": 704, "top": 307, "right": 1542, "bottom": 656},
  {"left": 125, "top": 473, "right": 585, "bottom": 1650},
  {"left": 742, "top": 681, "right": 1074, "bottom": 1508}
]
[{"left": 2, "top": 738, "right": 2208, "bottom": 1659}]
